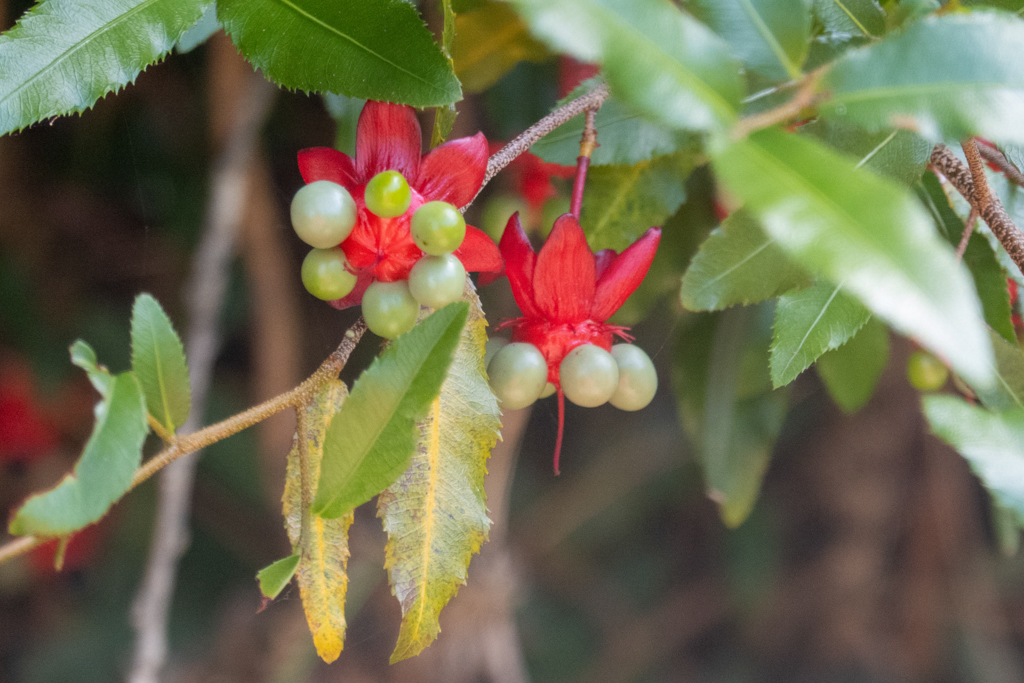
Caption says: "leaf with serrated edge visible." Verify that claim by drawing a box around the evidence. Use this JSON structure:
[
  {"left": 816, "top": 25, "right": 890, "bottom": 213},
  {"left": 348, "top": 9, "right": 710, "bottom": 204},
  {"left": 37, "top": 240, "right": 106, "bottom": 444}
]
[
  {"left": 974, "top": 330, "right": 1024, "bottom": 413},
  {"left": 283, "top": 378, "right": 353, "bottom": 663},
  {"left": 130, "top": 293, "right": 191, "bottom": 432},
  {"left": 9, "top": 372, "right": 148, "bottom": 536},
  {"left": 70, "top": 339, "right": 113, "bottom": 397},
  {"left": 821, "top": 13, "right": 1024, "bottom": 144},
  {"left": 379, "top": 282, "right": 500, "bottom": 662},
  {"left": 680, "top": 210, "right": 809, "bottom": 311},
  {"left": 712, "top": 129, "right": 994, "bottom": 390},
  {"left": 812, "top": 0, "right": 884, "bottom": 38},
  {"left": 257, "top": 554, "right": 301, "bottom": 600},
  {"left": 770, "top": 281, "right": 870, "bottom": 388},
  {"left": 218, "top": 0, "right": 460, "bottom": 107},
  {"left": 816, "top": 317, "right": 889, "bottom": 413},
  {"left": 313, "top": 303, "right": 469, "bottom": 519},
  {"left": 509, "top": 0, "right": 743, "bottom": 132},
  {"left": 0, "top": 0, "right": 212, "bottom": 136},
  {"left": 453, "top": 2, "right": 548, "bottom": 92}
]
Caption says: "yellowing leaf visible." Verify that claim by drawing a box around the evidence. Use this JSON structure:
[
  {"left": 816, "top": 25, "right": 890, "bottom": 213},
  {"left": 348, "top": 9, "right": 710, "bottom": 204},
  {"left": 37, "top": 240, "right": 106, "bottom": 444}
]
[
  {"left": 283, "top": 378, "right": 354, "bottom": 664},
  {"left": 378, "top": 282, "right": 501, "bottom": 662},
  {"left": 453, "top": 2, "right": 549, "bottom": 92}
]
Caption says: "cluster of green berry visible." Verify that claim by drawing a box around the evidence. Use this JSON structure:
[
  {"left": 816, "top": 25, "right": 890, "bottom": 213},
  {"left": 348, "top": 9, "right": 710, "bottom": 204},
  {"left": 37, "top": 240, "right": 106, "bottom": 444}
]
[
  {"left": 291, "top": 170, "right": 470, "bottom": 339},
  {"left": 486, "top": 340, "right": 657, "bottom": 412}
]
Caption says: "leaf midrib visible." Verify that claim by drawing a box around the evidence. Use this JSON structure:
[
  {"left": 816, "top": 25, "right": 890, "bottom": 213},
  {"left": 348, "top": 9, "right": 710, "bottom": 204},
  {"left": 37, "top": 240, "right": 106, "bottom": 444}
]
[
  {"left": 735, "top": 0, "right": 801, "bottom": 81},
  {"left": 828, "top": 80, "right": 1021, "bottom": 107},
  {"left": 588, "top": 161, "right": 646, "bottom": 243},
  {"left": 777, "top": 284, "right": 843, "bottom": 380},
  {"left": 145, "top": 314, "right": 175, "bottom": 432},
  {"left": 692, "top": 237, "right": 773, "bottom": 296},
  {"left": 407, "top": 397, "right": 442, "bottom": 644}
]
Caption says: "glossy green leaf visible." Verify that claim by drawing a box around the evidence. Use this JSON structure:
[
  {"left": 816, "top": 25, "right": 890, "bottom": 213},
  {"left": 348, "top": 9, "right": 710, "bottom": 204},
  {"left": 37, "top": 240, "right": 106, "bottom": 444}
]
[
  {"left": 531, "top": 81, "right": 696, "bottom": 167},
  {"left": 712, "top": 129, "right": 994, "bottom": 390},
  {"left": 811, "top": 0, "right": 885, "bottom": 38},
  {"left": 257, "top": 554, "right": 301, "bottom": 600},
  {"left": 313, "top": 303, "right": 469, "bottom": 519},
  {"left": 453, "top": 1, "right": 548, "bottom": 92},
  {"left": 176, "top": 5, "right": 219, "bottom": 54},
  {"left": 0, "top": 0, "right": 211, "bottom": 136},
  {"left": 70, "top": 339, "right": 113, "bottom": 397},
  {"left": 379, "top": 284, "right": 500, "bottom": 662},
  {"left": 130, "top": 293, "right": 191, "bottom": 432},
  {"left": 770, "top": 281, "right": 871, "bottom": 387},
  {"left": 800, "top": 121, "right": 932, "bottom": 186},
  {"left": 218, "top": 0, "right": 461, "bottom": 106},
  {"left": 581, "top": 152, "right": 698, "bottom": 251},
  {"left": 923, "top": 395, "right": 1024, "bottom": 525},
  {"left": 917, "top": 171, "right": 1014, "bottom": 343},
  {"left": 690, "top": 0, "right": 811, "bottom": 81},
  {"left": 510, "top": 0, "right": 743, "bottom": 132},
  {"left": 9, "top": 372, "right": 148, "bottom": 536},
  {"left": 821, "top": 13, "right": 1024, "bottom": 144},
  {"left": 816, "top": 316, "right": 889, "bottom": 412},
  {"left": 974, "top": 330, "right": 1024, "bottom": 412},
  {"left": 680, "top": 210, "right": 809, "bottom": 311}
]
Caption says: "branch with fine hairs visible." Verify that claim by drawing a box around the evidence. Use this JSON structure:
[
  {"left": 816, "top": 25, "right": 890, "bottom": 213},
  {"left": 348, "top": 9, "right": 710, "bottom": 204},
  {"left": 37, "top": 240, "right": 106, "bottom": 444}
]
[
  {"left": 731, "top": 69, "right": 823, "bottom": 139},
  {"left": 0, "top": 319, "right": 368, "bottom": 567},
  {"left": 977, "top": 142, "right": 1024, "bottom": 189},
  {"left": 931, "top": 143, "right": 1024, "bottom": 276}
]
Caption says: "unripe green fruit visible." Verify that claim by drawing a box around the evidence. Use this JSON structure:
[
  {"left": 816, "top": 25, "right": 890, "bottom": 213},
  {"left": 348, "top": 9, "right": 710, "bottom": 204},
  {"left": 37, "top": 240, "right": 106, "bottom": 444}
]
[
  {"left": 291, "top": 181, "right": 357, "bottom": 248},
  {"left": 362, "top": 280, "right": 419, "bottom": 339},
  {"left": 488, "top": 342, "right": 548, "bottom": 410},
  {"left": 301, "top": 248, "right": 357, "bottom": 301},
  {"left": 364, "top": 170, "right": 412, "bottom": 218},
  {"left": 559, "top": 344, "right": 619, "bottom": 408},
  {"left": 408, "top": 254, "right": 466, "bottom": 308},
  {"left": 411, "top": 201, "right": 466, "bottom": 255},
  {"left": 539, "top": 382, "right": 556, "bottom": 399},
  {"left": 609, "top": 344, "right": 657, "bottom": 411},
  {"left": 907, "top": 350, "right": 949, "bottom": 391},
  {"left": 484, "top": 337, "right": 509, "bottom": 368}
]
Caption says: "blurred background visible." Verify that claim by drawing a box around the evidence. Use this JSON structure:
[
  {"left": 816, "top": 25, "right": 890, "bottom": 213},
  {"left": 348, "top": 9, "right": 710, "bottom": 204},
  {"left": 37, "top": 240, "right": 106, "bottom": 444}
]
[{"left": 2, "top": 1, "right": 1024, "bottom": 682}]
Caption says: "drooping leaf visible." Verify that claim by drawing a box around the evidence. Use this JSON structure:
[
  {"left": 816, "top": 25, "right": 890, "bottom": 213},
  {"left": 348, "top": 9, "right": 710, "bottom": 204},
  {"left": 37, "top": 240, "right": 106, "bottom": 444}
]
[
  {"left": 378, "top": 283, "right": 500, "bottom": 663},
  {"left": 9, "top": 372, "right": 148, "bottom": 536},
  {"left": 815, "top": 316, "right": 889, "bottom": 413},
  {"left": 820, "top": 13, "right": 1024, "bottom": 144},
  {"left": 257, "top": 554, "right": 301, "bottom": 600},
  {"left": 674, "top": 305, "right": 788, "bottom": 528},
  {"left": 70, "top": 339, "right": 113, "bottom": 397},
  {"left": 453, "top": 1, "right": 549, "bottom": 92},
  {"left": 313, "top": 303, "right": 469, "bottom": 519},
  {"left": 580, "top": 152, "right": 698, "bottom": 251},
  {"left": 680, "top": 210, "right": 809, "bottom": 311},
  {"left": 531, "top": 81, "right": 697, "bottom": 167},
  {"left": 974, "top": 330, "right": 1024, "bottom": 413},
  {"left": 800, "top": 121, "right": 932, "bottom": 186},
  {"left": 130, "top": 293, "right": 191, "bottom": 432},
  {"left": 218, "top": 0, "right": 461, "bottom": 106},
  {"left": 690, "top": 0, "right": 811, "bottom": 81},
  {"left": 283, "top": 379, "right": 354, "bottom": 663},
  {"left": 509, "top": 0, "right": 743, "bottom": 132},
  {"left": 712, "top": 129, "right": 994, "bottom": 390},
  {"left": 770, "top": 281, "right": 871, "bottom": 388},
  {"left": 923, "top": 395, "right": 1024, "bottom": 525},
  {"left": 0, "top": 0, "right": 211, "bottom": 137},
  {"left": 176, "top": 4, "right": 219, "bottom": 54},
  {"left": 811, "top": 0, "right": 885, "bottom": 38},
  {"left": 917, "top": 171, "right": 1015, "bottom": 343}
]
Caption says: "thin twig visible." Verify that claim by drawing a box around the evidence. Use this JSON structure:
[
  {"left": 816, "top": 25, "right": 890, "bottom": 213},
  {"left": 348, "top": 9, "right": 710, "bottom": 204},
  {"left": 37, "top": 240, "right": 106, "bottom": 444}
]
[
  {"left": 931, "top": 143, "right": 1024, "bottom": 276},
  {"left": 963, "top": 138, "right": 993, "bottom": 207},
  {"left": 732, "top": 69, "right": 823, "bottom": 139},
  {"left": 956, "top": 207, "right": 978, "bottom": 262},
  {"left": 977, "top": 142, "right": 1024, "bottom": 188}
]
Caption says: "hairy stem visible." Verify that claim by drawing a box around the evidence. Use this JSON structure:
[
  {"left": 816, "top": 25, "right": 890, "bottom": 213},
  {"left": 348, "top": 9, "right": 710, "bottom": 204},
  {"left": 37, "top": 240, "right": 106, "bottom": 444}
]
[{"left": 977, "top": 141, "right": 1024, "bottom": 189}]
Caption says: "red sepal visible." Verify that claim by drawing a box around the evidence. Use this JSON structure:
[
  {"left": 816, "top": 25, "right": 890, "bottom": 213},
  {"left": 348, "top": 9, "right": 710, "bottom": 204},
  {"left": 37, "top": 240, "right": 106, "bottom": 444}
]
[
  {"left": 297, "top": 147, "right": 359, "bottom": 188},
  {"left": 533, "top": 215, "right": 595, "bottom": 324},
  {"left": 499, "top": 213, "right": 541, "bottom": 318},
  {"left": 591, "top": 228, "right": 660, "bottom": 322},
  {"left": 355, "top": 101, "right": 421, "bottom": 183},
  {"left": 417, "top": 133, "right": 488, "bottom": 208}
]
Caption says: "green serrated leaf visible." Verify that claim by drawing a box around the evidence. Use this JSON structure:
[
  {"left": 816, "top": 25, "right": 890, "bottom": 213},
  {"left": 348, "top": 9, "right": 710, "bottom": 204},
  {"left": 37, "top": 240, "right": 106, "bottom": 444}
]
[
  {"left": 680, "top": 210, "right": 809, "bottom": 311},
  {"left": 820, "top": 12, "right": 1024, "bottom": 144},
  {"left": 9, "top": 372, "right": 148, "bottom": 537},
  {"left": 257, "top": 554, "right": 301, "bottom": 600},
  {"left": 218, "top": 0, "right": 461, "bottom": 106},
  {"left": 816, "top": 316, "right": 889, "bottom": 413},
  {"left": 812, "top": 0, "right": 885, "bottom": 38},
  {"left": 379, "top": 282, "right": 500, "bottom": 663},
  {"left": 691, "top": 0, "right": 811, "bottom": 81},
  {"left": 313, "top": 303, "right": 470, "bottom": 519},
  {"left": 509, "top": 0, "right": 743, "bottom": 133},
  {"left": 711, "top": 128, "right": 994, "bottom": 390},
  {"left": 800, "top": 121, "right": 932, "bottom": 186},
  {"left": 453, "top": 1, "right": 549, "bottom": 92},
  {"left": 283, "top": 379, "right": 353, "bottom": 663},
  {"left": 580, "top": 152, "right": 698, "bottom": 252},
  {"left": 130, "top": 293, "right": 191, "bottom": 432},
  {"left": 176, "top": 4, "right": 219, "bottom": 54},
  {"left": 70, "top": 339, "right": 113, "bottom": 397},
  {"left": 923, "top": 395, "right": 1024, "bottom": 526},
  {"left": 770, "top": 281, "right": 871, "bottom": 388},
  {"left": 974, "top": 330, "right": 1024, "bottom": 413},
  {"left": 0, "top": 0, "right": 212, "bottom": 137}
]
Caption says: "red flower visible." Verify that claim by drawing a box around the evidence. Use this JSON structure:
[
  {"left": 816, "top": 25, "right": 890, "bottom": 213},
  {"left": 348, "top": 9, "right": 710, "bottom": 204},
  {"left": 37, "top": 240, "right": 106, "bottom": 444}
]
[
  {"left": 499, "top": 213, "right": 660, "bottom": 469},
  {"left": 0, "top": 365, "right": 56, "bottom": 464},
  {"left": 297, "top": 102, "right": 502, "bottom": 308}
]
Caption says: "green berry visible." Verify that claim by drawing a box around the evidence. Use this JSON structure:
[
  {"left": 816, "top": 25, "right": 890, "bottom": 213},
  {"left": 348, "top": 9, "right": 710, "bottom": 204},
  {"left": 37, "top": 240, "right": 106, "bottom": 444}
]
[
  {"left": 907, "top": 350, "right": 949, "bottom": 392},
  {"left": 488, "top": 342, "right": 548, "bottom": 410},
  {"left": 411, "top": 201, "right": 466, "bottom": 255},
  {"left": 301, "top": 248, "right": 357, "bottom": 301},
  {"left": 408, "top": 254, "right": 466, "bottom": 308},
  {"left": 364, "top": 171, "right": 412, "bottom": 218},
  {"left": 539, "top": 382, "right": 556, "bottom": 399},
  {"left": 484, "top": 337, "right": 509, "bottom": 368},
  {"left": 362, "top": 280, "right": 419, "bottom": 339},
  {"left": 609, "top": 344, "right": 657, "bottom": 411},
  {"left": 559, "top": 344, "right": 619, "bottom": 408},
  {"left": 290, "top": 181, "right": 357, "bottom": 248}
]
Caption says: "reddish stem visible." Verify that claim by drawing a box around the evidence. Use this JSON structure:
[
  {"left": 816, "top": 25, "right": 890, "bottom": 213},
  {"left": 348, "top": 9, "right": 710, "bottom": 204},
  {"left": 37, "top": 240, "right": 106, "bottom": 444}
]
[
  {"left": 554, "top": 386, "right": 565, "bottom": 475},
  {"left": 570, "top": 155, "right": 590, "bottom": 219}
]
